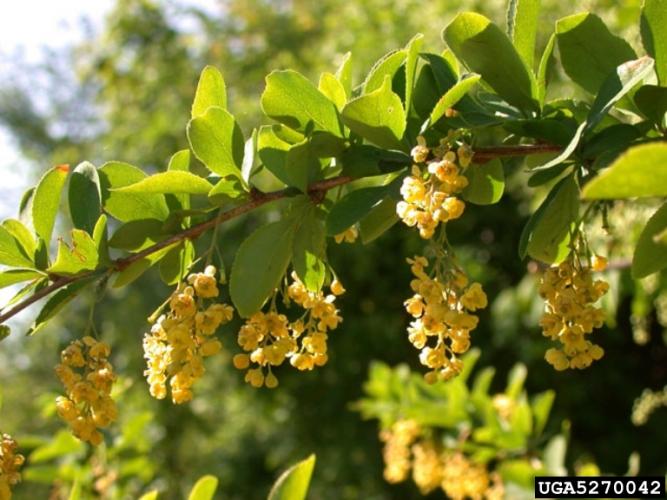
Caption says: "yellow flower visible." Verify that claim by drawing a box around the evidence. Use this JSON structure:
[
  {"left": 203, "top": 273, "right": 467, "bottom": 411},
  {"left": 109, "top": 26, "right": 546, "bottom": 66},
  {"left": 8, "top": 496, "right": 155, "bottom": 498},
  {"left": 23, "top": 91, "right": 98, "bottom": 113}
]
[{"left": 334, "top": 226, "right": 358, "bottom": 244}]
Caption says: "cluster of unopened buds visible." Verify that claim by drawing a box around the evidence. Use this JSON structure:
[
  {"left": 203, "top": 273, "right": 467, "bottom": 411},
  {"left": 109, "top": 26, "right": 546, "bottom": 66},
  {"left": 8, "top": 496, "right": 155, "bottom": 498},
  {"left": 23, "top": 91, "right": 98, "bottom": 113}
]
[
  {"left": 380, "top": 419, "right": 503, "bottom": 499},
  {"left": 0, "top": 433, "right": 24, "bottom": 499},
  {"left": 404, "top": 254, "right": 487, "bottom": 383},
  {"left": 55, "top": 337, "right": 117, "bottom": 446},
  {"left": 539, "top": 254, "right": 609, "bottom": 370},
  {"left": 397, "top": 136, "right": 472, "bottom": 239},
  {"left": 143, "top": 265, "right": 234, "bottom": 404},
  {"left": 233, "top": 272, "right": 344, "bottom": 388}
]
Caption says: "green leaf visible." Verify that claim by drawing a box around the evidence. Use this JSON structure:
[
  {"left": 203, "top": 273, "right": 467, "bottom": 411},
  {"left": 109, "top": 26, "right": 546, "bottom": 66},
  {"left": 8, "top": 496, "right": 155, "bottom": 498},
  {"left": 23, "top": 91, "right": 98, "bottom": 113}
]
[
  {"left": 318, "top": 72, "right": 346, "bottom": 110},
  {"left": 230, "top": 218, "right": 298, "bottom": 317},
  {"left": 160, "top": 240, "right": 195, "bottom": 285},
  {"left": 443, "top": 12, "right": 537, "bottom": 111},
  {"left": 531, "top": 390, "right": 555, "bottom": 436},
  {"left": 268, "top": 455, "right": 316, "bottom": 500},
  {"left": 293, "top": 210, "right": 326, "bottom": 292},
  {"left": 99, "top": 162, "right": 169, "bottom": 222},
  {"left": 29, "top": 430, "right": 85, "bottom": 463},
  {"left": 68, "top": 161, "right": 101, "bottom": 234},
  {"left": 167, "top": 150, "right": 192, "bottom": 211},
  {"left": 242, "top": 128, "right": 259, "bottom": 183},
  {"left": 529, "top": 121, "right": 586, "bottom": 172},
  {"left": 341, "top": 75, "right": 406, "bottom": 150},
  {"left": 108, "top": 219, "right": 165, "bottom": 252},
  {"left": 33, "top": 164, "right": 69, "bottom": 243},
  {"left": 520, "top": 175, "right": 579, "bottom": 264},
  {"left": 113, "top": 244, "right": 177, "bottom": 288},
  {"left": 114, "top": 171, "right": 213, "bottom": 195},
  {"left": 404, "top": 34, "right": 424, "bottom": 114},
  {"left": 48, "top": 230, "right": 99, "bottom": 275},
  {"left": 507, "top": 0, "right": 541, "bottom": 70},
  {"left": 632, "top": 202, "right": 667, "bottom": 279},
  {"left": 1, "top": 219, "right": 36, "bottom": 262},
  {"left": 462, "top": 159, "right": 505, "bottom": 205},
  {"left": 138, "top": 491, "right": 159, "bottom": 500},
  {"left": 327, "top": 186, "right": 391, "bottom": 235},
  {"left": 537, "top": 33, "right": 556, "bottom": 105},
  {"left": 586, "top": 57, "right": 655, "bottom": 133},
  {"left": 187, "top": 106, "right": 245, "bottom": 178},
  {"left": 0, "top": 269, "right": 44, "bottom": 289},
  {"left": 556, "top": 13, "right": 637, "bottom": 94},
  {"left": 28, "top": 277, "right": 97, "bottom": 335},
  {"left": 359, "top": 197, "right": 399, "bottom": 244},
  {"left": 634, "top": 85, "right": 667, "bottom": 125},
  {"left": 261, "top": 70, "right": 342, "bottom": 136},
  {"left": 92, "top": 215, "right": 110, "bottom": 266},
  {"left": 257, "top": 125, "right": 292, "bottom": 186},
  {"left": 187, "top": 475, "right": 219, "bottom": 500},
  {"left": 208, "top": 177, "right": 247, "bottom": 206},
  {"left": 18, "top": 187, "right": 35, "bottom": 228},
  {"left": 0, "top": 225, "right": 35, "bottom": 267},
  {"left": 506, "top": 363, "right": 527, "bottom": 400},
  {"left": 582, "top": 142, "right": 667, "bottom": 199},
  {"left": 362, "top": 50, "right": 407, "bottom": 94},
  {"left": 641, "top": 0, "right": 667, "bottom": 85},
  {"left": 426, "top": 74, "right": 481, "bottom": 128},
  {"left": 284, "top": 139, "right": 325, "bottom": 192},
  {"left": 544, "top": 435, "right": 567, "bottom": 476},
  {"left": 335, "top": 52, "right": 353, "bottom": 97},
  {"left": 192, "top": 66, "right": 227, "bottom": 117}
]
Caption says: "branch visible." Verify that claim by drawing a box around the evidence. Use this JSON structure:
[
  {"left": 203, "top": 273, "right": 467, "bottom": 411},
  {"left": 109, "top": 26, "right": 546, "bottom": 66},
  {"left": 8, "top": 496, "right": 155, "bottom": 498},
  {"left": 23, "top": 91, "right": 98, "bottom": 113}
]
[{"left": 0, "top": 142, "right": 561, "bottom": 326}]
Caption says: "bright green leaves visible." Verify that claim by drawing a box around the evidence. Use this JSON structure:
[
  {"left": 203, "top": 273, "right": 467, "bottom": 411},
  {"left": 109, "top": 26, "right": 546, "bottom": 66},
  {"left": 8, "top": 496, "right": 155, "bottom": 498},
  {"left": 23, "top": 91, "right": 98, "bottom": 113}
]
[
  {"left": 462, "top": 159, "right": 505, "bottom": 205},
  {"left": 362, "top": 50, "right": 407, "bottom": 94},
  {"left": 641, "top": 0, "right": 667, "bottom": 85},
  {"left": 582, "top": 143, "right": 667, "bottom": 199},
  {"left": 341, "top": 76, "right": 406, "bottom": 150},
  {"left": 261, "top": 70, "right": 342, "bottom": 137},
  {"left": 293, "top": 210, "right": 327, "bottom": 292},
  {"left": 318, "top": 72, "right": 346, "bottom": 110},
  {"left": 99, "top": 162, "right": 169, "bottom": 222},
  {"left": 33, "top": 164, "right": 69, "bottom": 244},
  {"left": 0, "top": 269, "right": 44, "bottom": 290},
  {"left": 268, "top": 454, "right": 316, "bottom": 500},
  {"left": 404, "top": 34, "right": 424, "bottom": 114},
  {"left": 426, "top": 74, "right": 481, "bottom": 129},
  {"left": 230, "top": 218, "right": 297, "bottom": 317},
  {"left": 68, "top": 162, "right": 101, "bottom": 234},
  {"left": 0, "top": 225, "right": 34, "bottom": 267},
  {"left": 555, "top": 13, "right": 636, "bottom": 95},
  {"left": 113, "top": 171, "right": 213, "bottom": 195},
  {"left": 520, "top": 175, "right": 580, "bottom": 264},
  {"left": 632, "top": 203, "right": 667, "bottom": 279},
  {"left": 186, "top": 475, "right": 219, "bottom": 500},
  {"left": 192, "top": 66, "right": 227, "bottom": 118},
  {"left": 48, "top": 230, "right": 99, "bottom": 275},
  {"left": 507, "top": 0, "right": 541, "bottom": 69},
  {"left": 443, "top": 12, "right": 537, "bottom": 112},
  {"left": 187, "top": 106, "right": 245, "bottom": 179}
]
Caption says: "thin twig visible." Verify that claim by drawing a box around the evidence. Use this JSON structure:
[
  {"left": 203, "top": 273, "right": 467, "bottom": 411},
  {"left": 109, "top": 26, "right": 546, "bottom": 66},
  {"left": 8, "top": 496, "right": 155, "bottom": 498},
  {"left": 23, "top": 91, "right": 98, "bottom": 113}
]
[{"left": 0, "top": 142, "right": 561, "bottom": 326}]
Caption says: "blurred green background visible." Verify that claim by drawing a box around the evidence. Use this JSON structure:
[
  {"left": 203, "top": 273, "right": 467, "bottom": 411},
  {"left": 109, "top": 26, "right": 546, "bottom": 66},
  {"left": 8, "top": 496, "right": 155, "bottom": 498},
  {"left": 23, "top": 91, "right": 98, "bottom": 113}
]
[{"left": 0, "top": 0, "right": 665, "bottom": 498}]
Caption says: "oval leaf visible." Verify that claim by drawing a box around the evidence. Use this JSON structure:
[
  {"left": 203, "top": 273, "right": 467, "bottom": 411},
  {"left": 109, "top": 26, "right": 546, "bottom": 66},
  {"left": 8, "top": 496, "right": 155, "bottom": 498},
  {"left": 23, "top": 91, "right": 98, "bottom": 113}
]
[
  {"left": 33, "top": 164, "right": 69, "bottom": 243},
  {"left": 462, "top": 159, "right": 505, "bottom": 205},
  {"left": 114, "top": 171, "right": 213, "bottom": 195},
  {"left": 268, "top": 455, "right": 316, "bottom": 500},
  {"left": 187, "top": 475, "right": 219, "bottom": 500},
  {"left": 68, "top": 161, "right": 101, "bottom": 234},
  {"left": 192, "top": 66, "right": 227, "bottom": 117},
  {"left": 293, "top": 210, "right": 326, "bottom": 292}
]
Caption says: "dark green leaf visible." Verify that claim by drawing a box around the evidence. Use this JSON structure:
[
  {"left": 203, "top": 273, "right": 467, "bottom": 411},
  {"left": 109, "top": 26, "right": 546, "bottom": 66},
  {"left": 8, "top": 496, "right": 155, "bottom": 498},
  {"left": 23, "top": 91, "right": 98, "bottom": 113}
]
[
  {"left": 404, "top": 34, "right": 424, "bottom": 114},
  {"left": 582, "top": 142, "right": 667, "bottom": 199},
  {"left": 462, "top": 159, "right": 505, "bottom": 205},
  {"left": 192, "top": 66, "right": 227, "bottom": 117},
  {"left": 359, "top": 197, "right": 399, "bottom": 244},
  {"left": 68, "top": 161, "right": 101, "bottom": 234},
  {"left": 187, "top": 106, "right": 245, "bottom": 178},
  {"left": 28, "top": 277, "right": 97, "bottom": 335},
  {"left": 556, "top": 13, "right": 636, "bottom": 94},
  {"left": 108, "top": 219, "right": 165, "bottom": 252},
  {"left": 443, "top": 12, "right": 537, "bottom": 111},
  {"left": 159, "top": 240, "right": 195, "bottom": 285},
  {"left": 257, "top": 125, "right": 292, "bottom": 186},
  {"left": 341, "top": 76, "right": 406, "bottom": 150},
  {"left": 537, "top": 33, "right": 556, "bottom": 105},
  {"left": 327, "top": 186, "right": 388, "bottom": 236},
  {"left": 33, "top": 164, "right": 69, "bottom": 243},
  {"left": 293, "top": 210, "right": 327, "bottom": 292},
  {"left": 261, "top": 70, "right": 342, "bottom": 137},
  {"left": 632, "top": 202, "right": 667, "bottom": 279},
  {"left": 99, "top": 162, "right": 169, "bottom": 222},
  {"left": 529, "top": 121, "right": 585, "bottom": 172},
  {"left": 634, "top": 85, "right": 667, "bottom": 125},
  {"left": 230, "top": 218, "right": 298, "bottom": 317},
  {"left": 113, "top": 244, "right": 177, "bottom": 288}
]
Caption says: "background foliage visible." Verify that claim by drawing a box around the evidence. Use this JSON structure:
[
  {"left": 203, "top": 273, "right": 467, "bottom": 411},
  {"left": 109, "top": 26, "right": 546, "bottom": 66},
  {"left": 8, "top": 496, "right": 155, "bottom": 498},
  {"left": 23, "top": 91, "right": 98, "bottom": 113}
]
[{"left": 0, "top": 0, "right": 665, "bottom": 498}]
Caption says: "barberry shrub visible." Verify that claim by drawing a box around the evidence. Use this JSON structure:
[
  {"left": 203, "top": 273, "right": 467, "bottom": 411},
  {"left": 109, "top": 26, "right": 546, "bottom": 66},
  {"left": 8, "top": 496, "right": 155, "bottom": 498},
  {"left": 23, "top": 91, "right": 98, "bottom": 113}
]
[{"left": 0, "top": 0, "right": 666, "bottom": 496}]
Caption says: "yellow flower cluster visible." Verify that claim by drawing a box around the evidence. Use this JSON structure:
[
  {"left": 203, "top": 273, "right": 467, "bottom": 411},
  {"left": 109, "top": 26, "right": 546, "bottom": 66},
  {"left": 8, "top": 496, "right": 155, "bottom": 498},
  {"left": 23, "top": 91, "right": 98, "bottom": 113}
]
[
  {"left": 334, "top": 226, "right": 358, "bottom": 244},
  {"left": 404, "top": 255, "right": 487, "bottom": 383},
  {"left": 55, "top": 337, "right": 117, "bottom": 446},
  {"left": 539, "top": 255, "right": 608, "bottom": 371},
  {"left": 379, "top": 420, "right": 503, "bottom": 499},
  {"left": 143, "top": 265, "right": 234, "bottom": 404},
  {"left": 0, "top": 434, "right": 24, "bottom": 500},
  {"left": 397, "top": 137, "right": 472, "bottom": 239},
  {"left": 233, "top": 273, "right": 344, "bottom": 388}
]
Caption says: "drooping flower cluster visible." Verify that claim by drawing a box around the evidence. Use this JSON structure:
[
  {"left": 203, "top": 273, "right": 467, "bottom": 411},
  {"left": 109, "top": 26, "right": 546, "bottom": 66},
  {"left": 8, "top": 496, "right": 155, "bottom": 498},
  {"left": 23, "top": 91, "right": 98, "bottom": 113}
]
[
  {"left": 0, "top": 434, "right": 24, "bottom": 500},
  {"left": 404, "top": 254, "right": 487, "bottom": 383},
  {"left": 143, "top": 265, "right": 234, "bottom": 404},
  {"left": 379, "top": 420, "right": 503, "bottom": 499},
  {"left": 397, "top": 137, "right": 472, "bottom": 239},
  {"left": 233, "top": 273, "right": 344, "bottom": 388},
  {"left": 539, "top": 255, "right": 609, "bottom": 370},
  {"left": 55, "top": 337, "right": 117, "bottom": 445}
]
